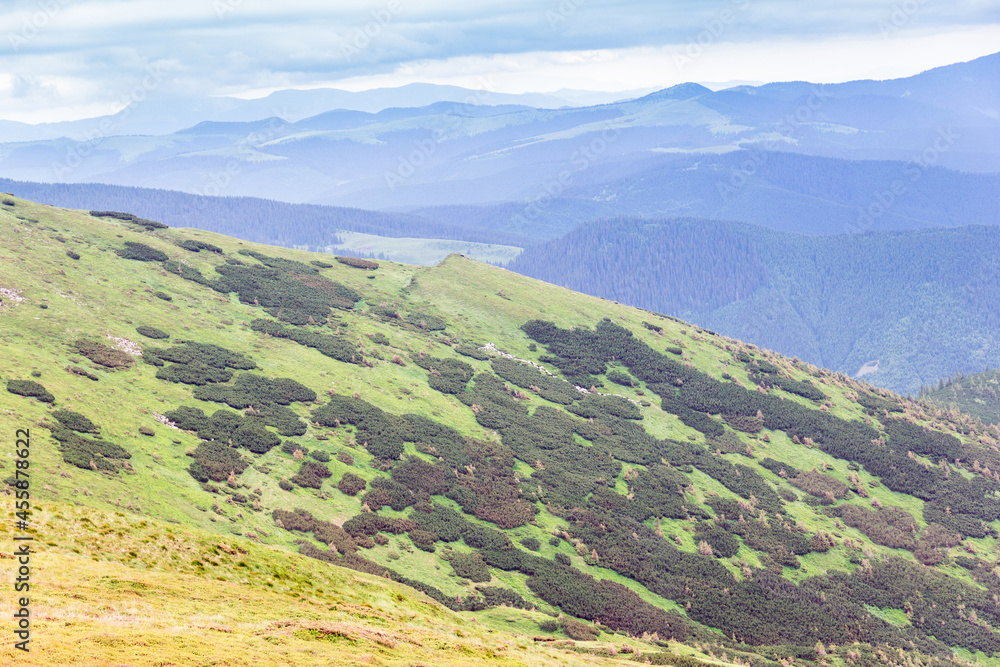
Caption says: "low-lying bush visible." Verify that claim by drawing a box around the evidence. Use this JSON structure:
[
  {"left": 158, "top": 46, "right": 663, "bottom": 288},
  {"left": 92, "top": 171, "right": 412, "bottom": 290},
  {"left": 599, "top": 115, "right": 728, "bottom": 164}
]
[
  {"left": 7, "top": 379, "right": 55, "bottom": 403},
  {"left": 135, "top": 326, "right": 169, "bottom": 339},
  {"left": 115, "top": 241, "right": 168, "bottom": 262}
]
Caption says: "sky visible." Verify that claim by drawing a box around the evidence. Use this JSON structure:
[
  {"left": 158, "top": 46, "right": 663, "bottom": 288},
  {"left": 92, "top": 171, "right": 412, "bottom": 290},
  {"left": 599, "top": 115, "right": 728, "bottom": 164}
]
[{"left": 1, "top": 0, "right": 999, "bottom": 123}]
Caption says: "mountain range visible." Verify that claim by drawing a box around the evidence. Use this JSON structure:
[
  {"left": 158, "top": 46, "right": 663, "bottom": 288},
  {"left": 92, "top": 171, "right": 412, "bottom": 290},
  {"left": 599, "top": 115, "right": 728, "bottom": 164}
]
[
  {"left": 1, "top": 53, "right": 997, "bottom": 398},
  {"left": 0, "top": 52, "right": 996, "bottom": 212},
  {"left": 0, "top": 82, "right": 658, "bottom": 142}
]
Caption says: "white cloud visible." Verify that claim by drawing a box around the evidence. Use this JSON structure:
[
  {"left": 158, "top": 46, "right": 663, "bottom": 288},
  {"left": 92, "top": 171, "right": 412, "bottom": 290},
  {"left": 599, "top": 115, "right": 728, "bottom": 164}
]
[{"left": 0, "top": 0, "right": 997, "bottom": 122}]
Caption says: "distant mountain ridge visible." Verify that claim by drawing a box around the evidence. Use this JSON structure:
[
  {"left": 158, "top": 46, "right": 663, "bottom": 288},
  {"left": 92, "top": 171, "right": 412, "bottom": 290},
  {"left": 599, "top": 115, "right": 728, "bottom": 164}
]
[
  {"left": 0, "top": 53, "right": 996, "bottom": 215},
  {"left": 0, "top": 82, "right": 652, "bottom": 142}
]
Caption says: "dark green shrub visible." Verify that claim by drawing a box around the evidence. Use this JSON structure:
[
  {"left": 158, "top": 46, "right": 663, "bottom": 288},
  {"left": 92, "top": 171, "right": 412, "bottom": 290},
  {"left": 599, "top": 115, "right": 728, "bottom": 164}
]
[
  {"left": 138, "top": 426, "right": 155, "bottom": 436},
  {"left": 151, "top": 341, "right": 256, "bottom": 370},
  {"left": 67, "top": 366, "right": 100, "bottom": 381},
  {"left": 342, "top": 513, "right": 416, "bottom": 537},
  {"left": 408, "top": 529, "right": 437, "bottom": 552},
  {"left": 278, "top": 479, "right": 294, "bottom": 492},
  {"left": 412, "top": 355, "right": 473, "bottom": 394},
  {"left": 187, "top": 441, "right": 248, "bottom": 482},
  {"left": 406, "top": 310, "right": 445, "bottom": 330},
  {"left": 231, "top": 423, "right": 280, "bottom": 454},
  {"left": 192, "top": 374, "right": 314, "bottom": 409},
  {"left": 312, "top": 395, "right": 406, "bottom": 461},
  {"left": 538, "top": 619, "right": 559, "bottom": 632},
  {"left": 856, "top": 392, "right": 904, "bottom": 413},
  {"left": 455, "top": 344, "right": 490, "bottom": 360},
  {"left": 177, "top": 239, "right": 223, "bottom": 253},
  {"left": 695, "top": 525, "right": 740, "bottom": 558},
  {"left": 290, "top": 461, "right": 332, "bottom": 488},
  {"left": 310, "top": 260, "right": 333, "bottom": 268},
  {"left": 91, "top": 211, "right": 167, "bottom": 229},
  {"left": 555, "top": 552, "right": 572, "bottom": 566},
  {"left": 335, "top": 256, "right": 379, "bottom": 270},
  {"left": 51, "top": 428, "right": 131, "bottom": 471},
  {"left": 162, "top": 260, "right": 213, "bottom": 286},
  {"left": 825, "top": 504, "right": 918, "bottom": 550},
  {"left": 163, "top": 406, "right": 210, "bottom": 432},
  {"left": 74, "top": 339, "right": 134, "bottom": 369},
  {"left": 310, "top": 450, "right": 331, "bottom": 463},
  {"left": 391, "top": 456, "right": 449, "bottom": 496},
  {"left": 115, "top": 241, "right": 168, "bottom": 262},
  {"left": 250, "top": 319, "right": 361, "bottom": 364},
  {"left": 410, "top": 503, "right": 465, "bottom": 542},
  {"left": 211, "top": 257, "right": 361, "bottom": 323},
  {"left": 490, "top": 357, "right": 579, "bottom": 404},
  {"left": 788, "top": 469, "right": 850, "bottom": 501},
  {"left": 281, "top": 440, "right": 307, "bottom": 456},
  {"left": 636, "top": 654, "right": 708, "bottom": 666},
  {"left": 364, "top": 476, "right": 414, "bottom": 512},
  {"left": 561, "top": 618, "right": 599, "bottom": 641},
  {"left": 66, "top": 250, "right": 80, "bottom": 260},
  {"left": 52, "top": 409, "right": 97, "bottom": 433},
  {"left": 367, "top": 332, "right": 390, "bottom": 346},
  {"left": 338, "top": 472, "right": 366, "bottom": 496},
  {"left": 521, "top": 537, "right": 541, "bottom": 551},
  {"left": 568, "top": 394, "right": 642, "bottom": 420},
  {"left": 549, "top": 536, "right": 561, "bottom": 546},
  {"left": 135, "top": 326, "right": 169, "bottom": 339},
  {"left": 606, "top": 370, "right": 635, "bottom": 387},
  {"left": 450, "top": 552, "right": 490, "bottom": 582},
  {"left": 156, "top": 361, "right": 233, "bottom": 385},
  {"left": 474, "top": 587, "right": 531, "bottom": 610},
  {"left": 154, "top": 291, "right": 172, "bottom": 301},
  {"left": 7, "top": 380, "right": 54, "bottom": 403}
]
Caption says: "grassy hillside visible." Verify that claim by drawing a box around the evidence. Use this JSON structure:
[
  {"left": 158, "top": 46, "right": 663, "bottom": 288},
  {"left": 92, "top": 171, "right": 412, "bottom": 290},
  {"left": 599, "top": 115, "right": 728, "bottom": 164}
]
[
  {"left": 1, "top": 499, "right": 686, "bottom": 667},
  {"left": 2, "top": 196, "right": 999, "bottom": 666},
  {"left": 922, "top": 369, "right": 1000, "bottom": 426}
]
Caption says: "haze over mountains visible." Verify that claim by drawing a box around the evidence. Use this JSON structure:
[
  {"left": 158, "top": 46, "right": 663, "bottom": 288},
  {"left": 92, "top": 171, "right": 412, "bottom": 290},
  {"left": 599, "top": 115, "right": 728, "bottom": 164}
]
[
  {"left": 1, "top": 52, "right": 997, "bottom": 395},
  {"left": 0, "top": 83, "right": 658, "bottom": 143},
  {"left": 1, "top": 52, "right": 997, "bottom": 206}
]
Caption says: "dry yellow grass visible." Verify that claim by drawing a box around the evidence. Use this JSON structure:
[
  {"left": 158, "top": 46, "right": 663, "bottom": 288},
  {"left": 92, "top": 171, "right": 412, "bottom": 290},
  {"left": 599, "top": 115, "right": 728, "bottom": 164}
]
[{"left": 0, "top": 499, "right": 659, "bottom": 666}]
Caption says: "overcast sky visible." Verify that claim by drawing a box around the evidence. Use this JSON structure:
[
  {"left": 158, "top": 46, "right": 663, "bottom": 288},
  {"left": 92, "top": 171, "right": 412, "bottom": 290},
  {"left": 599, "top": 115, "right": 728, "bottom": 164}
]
[{"left": 2, "top": 0, "right": 999, "bottom": 123}]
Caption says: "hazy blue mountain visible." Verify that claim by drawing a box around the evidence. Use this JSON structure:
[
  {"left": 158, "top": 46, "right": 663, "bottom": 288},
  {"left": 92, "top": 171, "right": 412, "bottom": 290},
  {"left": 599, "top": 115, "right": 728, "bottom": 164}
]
[
  {"left": 0, "top": 178, "right": 533, "bottom": 248},
  {"left": 509, "top": 217, "right": 1000, "bottom": 393},
  {"left": 0, "top": 83, "right": 638, "bottom": 142},
  {"left": 1, "top": 53, "right": 995, "bottom": 213},
  {"left": 408, "top": 150, "right": 1000, "bottom": 238}
]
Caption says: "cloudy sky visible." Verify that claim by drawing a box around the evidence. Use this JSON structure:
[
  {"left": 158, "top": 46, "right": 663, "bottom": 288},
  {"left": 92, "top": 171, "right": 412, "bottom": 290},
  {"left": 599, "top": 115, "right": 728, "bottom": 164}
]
[{"left": 2, "top": 0, "right": 999, "bottom": 123}]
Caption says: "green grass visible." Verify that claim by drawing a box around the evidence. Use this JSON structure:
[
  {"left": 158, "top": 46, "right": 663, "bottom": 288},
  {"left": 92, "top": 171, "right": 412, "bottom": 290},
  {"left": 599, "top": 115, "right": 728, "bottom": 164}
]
[{"left": 2, "top": 196, "right": 999, "bottom": 666}]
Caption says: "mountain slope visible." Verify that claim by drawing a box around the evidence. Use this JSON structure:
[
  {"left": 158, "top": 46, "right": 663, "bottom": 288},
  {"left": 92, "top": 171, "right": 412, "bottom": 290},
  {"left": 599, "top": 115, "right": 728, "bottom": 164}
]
[
  {"left": 412, "top": 151, "right": 1000, "bottom": 238},
  {"left": 508, "top": 217, "right": 1000, "bottom": 393},
  {"left": 921, "top": 368, "right": 1000, "bottom": 426},
  {"left": 2, "top": 196, "right": 1000, "bottom": 666},
  {"left": 0, "top": 178, "right": 533, "bottom": 248}
]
